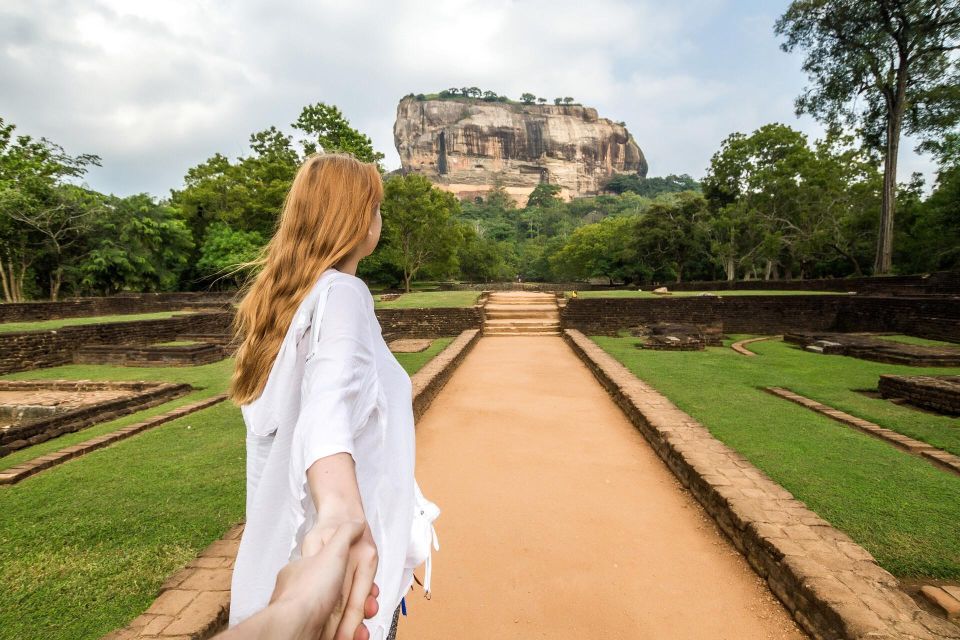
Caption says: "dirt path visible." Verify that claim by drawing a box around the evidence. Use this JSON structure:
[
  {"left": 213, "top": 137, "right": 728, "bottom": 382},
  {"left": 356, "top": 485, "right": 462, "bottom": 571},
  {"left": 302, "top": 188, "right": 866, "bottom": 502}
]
[{"left": 399, "top": 336, "right": 806, "bottom": 639}]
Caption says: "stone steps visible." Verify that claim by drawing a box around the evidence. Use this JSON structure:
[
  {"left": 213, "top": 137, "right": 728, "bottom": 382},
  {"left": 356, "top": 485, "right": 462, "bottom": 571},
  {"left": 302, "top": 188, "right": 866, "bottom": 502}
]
[{"left": 483, "top": 293, "right": 561, "bottom": 336}]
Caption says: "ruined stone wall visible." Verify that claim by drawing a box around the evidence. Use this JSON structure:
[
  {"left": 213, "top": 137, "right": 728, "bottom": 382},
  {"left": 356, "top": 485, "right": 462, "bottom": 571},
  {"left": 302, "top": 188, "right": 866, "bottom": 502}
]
[
  {"left": 0, "top": 292, "right": 234, "bottom": 323},
  {"left": 561, "top": 295, "right": 960, "bottom": 342}
]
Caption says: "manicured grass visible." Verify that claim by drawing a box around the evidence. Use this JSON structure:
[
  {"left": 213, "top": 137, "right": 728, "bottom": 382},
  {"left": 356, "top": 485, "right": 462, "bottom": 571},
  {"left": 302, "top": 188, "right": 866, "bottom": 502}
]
[
  {"left": 373, "top": 291, "right": 479, "bottom": 309},
  {"left": 592, "top": 334, "right": 960, "bottom": 580},
  {"left": 567, "top": 289, "right": 850, "bottom": 299},
  {"left": 0, "top": 359, "right": 234, "bottom": 471},
  {"left": 0, "top": 310, "right": 198, "bottom": 334},
  {"left": 0, "top": 338, "right": 453, "bottom": 639},
  {"left": 874, "top": 334, "right": 960, "bottom": 348},
  {"left": 152, "top": 340, "right": 201, "bottom": 346},
  {"left": 391, "top": 337, "right": 454, "bottom": 373}
]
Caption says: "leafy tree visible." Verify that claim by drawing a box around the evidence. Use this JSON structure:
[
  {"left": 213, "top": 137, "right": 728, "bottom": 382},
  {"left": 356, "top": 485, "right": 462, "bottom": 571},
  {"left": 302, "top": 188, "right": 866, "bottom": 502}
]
[
  {"left": 553, "top": 97, "right": 563, "bottom": 105},
  {"left": 604, "top": 173, "right": 701, "bottom": 197},
  {"left": 379, "top": 174, "right": 463, "bottom": 291},
  {"left": 456, "top": 220, "right": 511, "bottom": 281},
  {"left": 563, "top": 97, "right": 574, "bottom": 105},
  {"left": 293, "top": 103, "right": 385, "bottom": 168},
  {"left": 0, "top": 117, "right": 101, "bottom": 300},
  {"left": 633, "top": 191, "right": 710, "bottom": 282},
  {"left": 520, "top": 93, "right": 536, "bottom": 104},
  {"left": 195, "top": 222, "right": 265, "bottom": 289},
  {"left": 550, "top": 214, "right": 642, "bottom": 284},
  {"left": 77, "top": 194, "right": 194, "bottom": 295},
  {"left": 775, "top": 0, "right": 960, "bottom": 274},
  {"left": 525, "top": 183, "right": 563, "bottom": 208},
  {"left": 537, "top": 97, "right": 547, "bottom": 104}
]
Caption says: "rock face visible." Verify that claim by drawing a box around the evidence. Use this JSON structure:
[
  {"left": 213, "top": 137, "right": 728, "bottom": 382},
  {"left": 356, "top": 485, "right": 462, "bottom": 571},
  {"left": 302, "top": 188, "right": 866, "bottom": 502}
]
[{"left": 393, "top": 96, "right": 648, "bottom": 205}]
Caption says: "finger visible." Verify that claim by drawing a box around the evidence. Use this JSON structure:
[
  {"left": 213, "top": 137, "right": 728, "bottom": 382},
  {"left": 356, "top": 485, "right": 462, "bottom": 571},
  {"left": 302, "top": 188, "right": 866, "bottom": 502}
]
[
  {"left": 371, "top": 582, "right": 379, "bottom": 598},
  {"left": 322, "top": 558, "right": 357, "bottom": 640},
  {"left": 354, "top": 623, "right": 370, "bottom": 640},
  {"left": 364, "top": 593, "right": 378, "bottom": 618},
  {"left": 336, "top": 555, "right": 377, "bottom": 640}
]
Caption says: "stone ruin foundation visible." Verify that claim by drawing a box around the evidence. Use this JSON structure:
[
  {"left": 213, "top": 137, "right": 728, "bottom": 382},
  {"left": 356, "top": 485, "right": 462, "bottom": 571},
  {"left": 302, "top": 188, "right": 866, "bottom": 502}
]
[
  {"left": 630, "top": 321, "right": 723, "bottom": 351},
  {"left": 0, "top": 380, "right": 192, "bottom": 455},
  {"left": 878, "top": 374, "right": 960, "bottom": 416},
  {"left": 75, "top": 340, "right": 227, "bottom": 367},
  {"left": 784, "top": 332, "right": 960, "bottom": 367},
  {"left": 387, "top": 338, "right": 432, "bottom": 353}
]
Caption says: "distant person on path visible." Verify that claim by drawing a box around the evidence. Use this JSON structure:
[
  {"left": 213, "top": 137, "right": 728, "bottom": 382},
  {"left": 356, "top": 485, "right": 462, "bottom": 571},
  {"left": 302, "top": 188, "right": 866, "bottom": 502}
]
[{"left": 226, "top": 153, "right": 441, "bottom": 640}]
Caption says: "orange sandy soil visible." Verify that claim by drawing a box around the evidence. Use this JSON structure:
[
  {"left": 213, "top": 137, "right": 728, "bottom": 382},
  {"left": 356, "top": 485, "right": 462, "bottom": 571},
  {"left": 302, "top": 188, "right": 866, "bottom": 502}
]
[{"left": 399, "top": 336, "right": 806, "bottom": 639}]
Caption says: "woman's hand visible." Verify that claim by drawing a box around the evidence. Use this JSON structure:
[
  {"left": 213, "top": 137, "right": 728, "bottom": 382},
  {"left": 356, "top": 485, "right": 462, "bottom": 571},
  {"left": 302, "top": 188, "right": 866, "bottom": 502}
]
[{"left": 300, "top": 517, "right": 380, "bottom": 640}]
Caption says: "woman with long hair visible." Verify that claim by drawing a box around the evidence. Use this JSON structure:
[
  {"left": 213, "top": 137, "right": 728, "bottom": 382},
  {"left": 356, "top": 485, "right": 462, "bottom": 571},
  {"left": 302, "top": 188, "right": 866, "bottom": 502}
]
[{"left": 226, "top": 152, "right": 439, "bottom": 640}]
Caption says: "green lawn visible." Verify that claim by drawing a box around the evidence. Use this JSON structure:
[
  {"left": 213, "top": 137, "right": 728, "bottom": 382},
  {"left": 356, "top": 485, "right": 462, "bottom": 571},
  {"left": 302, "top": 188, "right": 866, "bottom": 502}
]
[
  {"left": 592, "top": 334, "right": 960, "bottom": 580},
  {"left": 0, "top": 338, "right": 454, "bottom": 640},
  {"left": 567, "top": 289, "right": 851, "bottom": 299},
  {"left": 0, "top": 310, "right": 199, "bottom": 334},
  {"left": 874, "top": 334, "right": 960, "bottom": 348},
  {"left": 373, "top": 290, "right": 479, "bottom": 309}
]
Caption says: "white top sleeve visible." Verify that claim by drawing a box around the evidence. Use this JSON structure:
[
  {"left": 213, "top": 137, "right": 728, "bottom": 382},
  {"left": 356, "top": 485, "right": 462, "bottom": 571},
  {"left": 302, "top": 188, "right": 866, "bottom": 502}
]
[{"left": 291, "top": 282, "right": 380, "bottom": 474}]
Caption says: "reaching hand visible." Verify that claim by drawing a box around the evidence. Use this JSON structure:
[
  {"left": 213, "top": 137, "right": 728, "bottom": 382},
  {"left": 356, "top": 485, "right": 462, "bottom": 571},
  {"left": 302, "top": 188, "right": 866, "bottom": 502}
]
[
  {"left": 269, "top": 519, "right": 380, "bottom": 640},
  {"left": 297, "top": 517, "right": 380, "bottom": 640}
]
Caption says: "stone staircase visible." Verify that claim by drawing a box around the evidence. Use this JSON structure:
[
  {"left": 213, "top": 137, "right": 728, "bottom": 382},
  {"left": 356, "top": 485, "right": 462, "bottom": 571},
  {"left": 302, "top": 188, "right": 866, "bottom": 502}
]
[{"left": 483, "top": 291, "right": 561, "bottom": 336}]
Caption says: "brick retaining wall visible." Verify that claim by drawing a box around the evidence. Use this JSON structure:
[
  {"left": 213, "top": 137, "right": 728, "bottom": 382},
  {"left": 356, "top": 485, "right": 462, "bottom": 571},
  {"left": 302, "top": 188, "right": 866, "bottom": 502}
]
[
  {"left": 374, "top": 307, "right": 483, "bottom": 337},
  {"left": 561, "top": 295, "right": 960, "bottom": 342},
  {"left": 0, "top": 291, "right": 234, "bottom": 323},
  {"left": 0, "top": 312, "right": 234, "bottom": 375}
]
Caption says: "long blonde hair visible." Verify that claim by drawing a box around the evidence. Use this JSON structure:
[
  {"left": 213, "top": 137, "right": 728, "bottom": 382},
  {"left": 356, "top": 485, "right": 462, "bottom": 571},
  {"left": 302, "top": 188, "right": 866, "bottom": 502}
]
[{"left": 228, "top": 153, "right": 383, "bottom": 405}]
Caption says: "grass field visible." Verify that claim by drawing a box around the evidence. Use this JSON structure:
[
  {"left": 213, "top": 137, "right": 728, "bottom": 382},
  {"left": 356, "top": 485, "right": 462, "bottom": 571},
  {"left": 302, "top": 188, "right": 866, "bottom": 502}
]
[
  {"left": 0, "top": 310, "right": 199, "bottom": 334},
  {"left": 874, "top": 334, "right": 960, "bottom": 348},
  {"left": 373, "top": 290, "right": 479, "bottom": 308},
  {"left": 592, "top": 334, "right": 960, "bottom": 580},
  {"left": 567, "top": 289, "right": 851, "bottom": 299},
  {"left": 0, "top": 338, "right": 454, "bottom": 640}
]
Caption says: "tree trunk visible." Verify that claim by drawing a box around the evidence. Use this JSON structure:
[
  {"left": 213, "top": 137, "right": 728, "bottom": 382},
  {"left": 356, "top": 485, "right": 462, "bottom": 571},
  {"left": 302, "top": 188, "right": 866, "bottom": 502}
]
[
  {"left": 50, "top": 267, "right": 62, "bottom": 302},
  {"left": 404, "top": 272, "right": 412, "bottom": 293},
  {"left": 875, "top": 69, "right": 907, "bottom": 275},
  {"left": 725, "top": 256, "right": 735, "bottom": 281}
]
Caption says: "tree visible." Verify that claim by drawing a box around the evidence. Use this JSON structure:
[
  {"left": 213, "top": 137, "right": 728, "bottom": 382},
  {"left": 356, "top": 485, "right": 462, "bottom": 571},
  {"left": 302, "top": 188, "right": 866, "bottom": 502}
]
[
  {"left": 775, "top": 1, "right": 960, "bottom": 274},
  {"left": 196, "top": 222, "right": 265, "bottom": 288},
  {"left": 520, "top": 93, "right": 536, "bottom": 104},
  {"left": 604, "top": 173, "right": 702, "bottom": 197},
  {"left": 482, "top": 90, "right": 499, "bottom": 101},
  {"left": 525, "top": 183, "right": 562, "bottom": 208},
  {"left": 553, "top": 97, "right": 563, "bottom": 105},
  {"left": 634, "top": 191, "right": 710, "bottom": 283},
  {"left": 380, "top": 174, "right": 462, "bottom": 291},
  {"left": 293, "top": 103, "right": 385, "bottom": 168},
  {"left": 0, "top": 117, "right": 101, "bottom": 301},
  {"left": 77, "top": 194, "right": 194, "bottom": 295},
  {"left": 549, "top": 215, "right": 642, "bottom": 284},
  {"left": 563, "top": 97, "right": 574, "bottom": 105},
  {"left": 537, "top": 97, "right": 547, "bottom": 104}
]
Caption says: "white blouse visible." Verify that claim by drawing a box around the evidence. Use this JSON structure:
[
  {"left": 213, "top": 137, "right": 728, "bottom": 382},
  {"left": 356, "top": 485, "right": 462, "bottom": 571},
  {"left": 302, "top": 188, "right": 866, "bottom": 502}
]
[{"left": 228, "top": 268, "right": 440, "bottom": 640}]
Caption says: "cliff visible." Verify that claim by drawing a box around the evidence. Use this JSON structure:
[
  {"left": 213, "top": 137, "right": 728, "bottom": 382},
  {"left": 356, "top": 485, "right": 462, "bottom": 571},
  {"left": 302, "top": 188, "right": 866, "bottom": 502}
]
[{"left": 393, "top": 96, "right": 648, "bottom": 205}]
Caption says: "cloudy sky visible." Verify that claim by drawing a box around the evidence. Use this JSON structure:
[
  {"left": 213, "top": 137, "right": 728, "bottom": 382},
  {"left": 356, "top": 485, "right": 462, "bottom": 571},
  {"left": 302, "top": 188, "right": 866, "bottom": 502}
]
[{"left": 0, "top": 0, "right": 938, "bottom": 198}]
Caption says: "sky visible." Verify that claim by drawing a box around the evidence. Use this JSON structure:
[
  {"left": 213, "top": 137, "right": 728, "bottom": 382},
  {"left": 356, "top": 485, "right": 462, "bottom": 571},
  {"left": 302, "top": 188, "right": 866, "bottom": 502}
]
[{"left": 0, "top": 0, "right": 940, "bottom": 198}]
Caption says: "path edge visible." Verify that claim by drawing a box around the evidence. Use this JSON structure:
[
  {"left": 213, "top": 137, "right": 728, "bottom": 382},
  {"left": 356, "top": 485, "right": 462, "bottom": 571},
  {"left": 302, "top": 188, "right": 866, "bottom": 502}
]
[
  {"left": 563, "top": 329, "right": 960, "bottom": 640},
  {"left": 101, "top": 329, "right": 481, "bottom": 640}
]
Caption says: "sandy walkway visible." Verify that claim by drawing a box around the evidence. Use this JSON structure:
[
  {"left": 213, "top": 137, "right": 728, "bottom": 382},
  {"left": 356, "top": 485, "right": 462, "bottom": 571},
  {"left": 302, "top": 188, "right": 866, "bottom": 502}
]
[{"left": 399, "top": 336, "right": 806, "bottom": 639}]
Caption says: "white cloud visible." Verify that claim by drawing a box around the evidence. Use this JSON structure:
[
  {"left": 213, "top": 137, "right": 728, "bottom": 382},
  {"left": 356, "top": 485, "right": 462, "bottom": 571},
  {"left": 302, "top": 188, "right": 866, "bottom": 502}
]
[{"left": 0, "top": 0, "right": 939, "bottom": 196}]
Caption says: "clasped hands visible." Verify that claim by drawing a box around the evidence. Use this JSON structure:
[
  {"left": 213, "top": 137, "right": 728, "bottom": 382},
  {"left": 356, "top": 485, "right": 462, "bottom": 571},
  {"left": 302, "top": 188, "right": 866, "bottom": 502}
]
[{"left": 215, "top": 519, "right": 380, "bottom": 640}]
